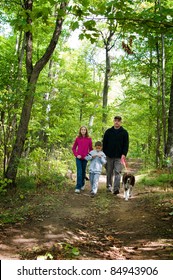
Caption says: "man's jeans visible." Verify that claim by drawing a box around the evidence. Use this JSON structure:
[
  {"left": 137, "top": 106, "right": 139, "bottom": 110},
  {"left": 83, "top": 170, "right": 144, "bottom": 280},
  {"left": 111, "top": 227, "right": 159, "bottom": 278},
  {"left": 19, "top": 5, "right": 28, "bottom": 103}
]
[
  {"left": 75, "top": 158, "right": 87, "bottom": 190},
  {"left": 106, "top": 157, "right": 122, "bottom": 192}
]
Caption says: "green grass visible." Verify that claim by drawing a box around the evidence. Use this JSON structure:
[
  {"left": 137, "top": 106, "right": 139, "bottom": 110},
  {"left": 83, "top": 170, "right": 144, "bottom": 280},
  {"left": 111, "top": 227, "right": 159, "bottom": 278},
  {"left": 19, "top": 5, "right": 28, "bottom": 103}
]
[
  {"left": 0, "top": 174, "right": 72, "bottom": 225},
  {"left": 138, "top": 170, "right": 173, "bottom": 187}
]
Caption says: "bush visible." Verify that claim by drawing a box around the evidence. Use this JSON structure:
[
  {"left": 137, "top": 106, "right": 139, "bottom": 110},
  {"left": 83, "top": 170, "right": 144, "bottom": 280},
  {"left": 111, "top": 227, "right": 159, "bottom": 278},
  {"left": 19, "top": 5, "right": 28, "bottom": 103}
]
[
  {"left": 0, "top": 178, "right": 12, "bottom": 194},
  {"left": 138, "top": 171, "right": 173, "bottom": 187}
]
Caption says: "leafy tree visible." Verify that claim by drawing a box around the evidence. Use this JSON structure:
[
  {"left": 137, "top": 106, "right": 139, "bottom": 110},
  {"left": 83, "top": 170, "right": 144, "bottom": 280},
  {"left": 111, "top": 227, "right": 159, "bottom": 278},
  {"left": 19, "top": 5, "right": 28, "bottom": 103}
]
[
  {"left": 0, "top": 0, "right": 173, "bottom": 184},
  {"left": 3, "top": 0, "right": 69, "bottom": 185}
]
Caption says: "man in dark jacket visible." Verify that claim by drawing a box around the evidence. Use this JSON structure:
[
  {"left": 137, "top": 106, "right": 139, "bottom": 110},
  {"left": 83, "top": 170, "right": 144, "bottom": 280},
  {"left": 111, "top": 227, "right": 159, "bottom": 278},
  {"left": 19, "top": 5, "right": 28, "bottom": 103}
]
[{"left": 103, "top": 116, "right": 129, "bottom": 194}]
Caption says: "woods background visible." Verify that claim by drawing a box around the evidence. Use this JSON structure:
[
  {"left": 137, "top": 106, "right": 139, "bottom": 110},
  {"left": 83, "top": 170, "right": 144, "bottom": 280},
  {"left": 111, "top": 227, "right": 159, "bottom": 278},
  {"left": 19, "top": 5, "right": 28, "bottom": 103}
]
[{"left": 0, "top": 0, "right": 173, "bottom": 189}]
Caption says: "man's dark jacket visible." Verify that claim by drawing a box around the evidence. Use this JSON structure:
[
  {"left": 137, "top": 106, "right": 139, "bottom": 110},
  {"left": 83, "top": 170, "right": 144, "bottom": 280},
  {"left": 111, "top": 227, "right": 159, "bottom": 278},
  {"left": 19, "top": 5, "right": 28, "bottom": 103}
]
[{"left": 103, "top": 126, "right": 129, "bottom": 158}]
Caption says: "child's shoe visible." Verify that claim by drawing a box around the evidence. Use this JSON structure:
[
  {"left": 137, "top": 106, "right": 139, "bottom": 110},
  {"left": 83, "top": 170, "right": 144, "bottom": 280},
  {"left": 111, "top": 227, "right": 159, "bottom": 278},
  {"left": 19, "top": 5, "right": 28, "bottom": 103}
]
[{"left": 90, "top": 191, "right": 96, "bottom": 197}]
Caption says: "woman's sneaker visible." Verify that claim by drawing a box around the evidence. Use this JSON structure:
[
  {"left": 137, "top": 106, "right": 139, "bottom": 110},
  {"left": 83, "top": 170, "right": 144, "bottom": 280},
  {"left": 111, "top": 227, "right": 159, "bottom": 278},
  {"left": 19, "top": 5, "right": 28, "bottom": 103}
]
[{"left": 75, "top": 189, "right": 80, "bottom": 193}]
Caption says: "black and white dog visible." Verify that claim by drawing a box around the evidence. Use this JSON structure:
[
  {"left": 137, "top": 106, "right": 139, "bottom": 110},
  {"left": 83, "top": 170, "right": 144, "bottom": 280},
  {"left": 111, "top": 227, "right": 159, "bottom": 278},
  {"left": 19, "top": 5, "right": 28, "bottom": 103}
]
[{"left": 122, "top": 173, "right": 135, "bottom": 201}]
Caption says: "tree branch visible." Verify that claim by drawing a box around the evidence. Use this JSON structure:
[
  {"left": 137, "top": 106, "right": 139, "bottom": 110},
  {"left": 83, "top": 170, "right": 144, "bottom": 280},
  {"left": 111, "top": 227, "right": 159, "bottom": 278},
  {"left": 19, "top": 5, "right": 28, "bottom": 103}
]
[{"left": 33, "top": 2, "right": 68, "bottom": 75}]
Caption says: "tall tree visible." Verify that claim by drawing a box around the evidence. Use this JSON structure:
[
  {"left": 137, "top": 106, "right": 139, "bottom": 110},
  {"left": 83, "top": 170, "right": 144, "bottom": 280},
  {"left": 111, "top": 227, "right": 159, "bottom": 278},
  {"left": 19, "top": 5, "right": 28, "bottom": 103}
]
[
  {"left": 5, "top": 0, "right": 68, "bottom": 185},
  {"left": 165, "top": 67, "right": 173, "bottom": 158},
  {"left": 156, "top": 38, "right": 162, "bottom": 167},
  {"left": 101, "top": 29, "right": 116, "bottom": 128}
]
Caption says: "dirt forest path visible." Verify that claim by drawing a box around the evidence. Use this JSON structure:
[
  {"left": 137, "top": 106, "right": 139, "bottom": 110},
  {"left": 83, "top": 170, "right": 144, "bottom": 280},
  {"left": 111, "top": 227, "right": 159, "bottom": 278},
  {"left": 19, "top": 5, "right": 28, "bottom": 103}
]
[{"left": 0, "top": 165, "right": 173, "bottom": 260}]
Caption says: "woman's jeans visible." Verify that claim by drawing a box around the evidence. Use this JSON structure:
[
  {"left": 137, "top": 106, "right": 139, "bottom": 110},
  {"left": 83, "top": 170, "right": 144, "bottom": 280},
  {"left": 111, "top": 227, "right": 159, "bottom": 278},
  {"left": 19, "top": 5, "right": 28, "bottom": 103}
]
[{"left": 75, "top": 158, "right": 87, "bottom": 190}]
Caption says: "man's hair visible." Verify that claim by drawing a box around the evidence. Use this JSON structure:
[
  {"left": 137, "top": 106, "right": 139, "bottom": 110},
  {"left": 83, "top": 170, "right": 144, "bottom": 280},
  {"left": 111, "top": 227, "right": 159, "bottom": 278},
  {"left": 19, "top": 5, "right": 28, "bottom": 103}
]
[
  {"left": 114, "top": 116, "right": 122, "bottom": 121},
  {"left": 95, "top": 141, "right": 102, "bottom": 147}
]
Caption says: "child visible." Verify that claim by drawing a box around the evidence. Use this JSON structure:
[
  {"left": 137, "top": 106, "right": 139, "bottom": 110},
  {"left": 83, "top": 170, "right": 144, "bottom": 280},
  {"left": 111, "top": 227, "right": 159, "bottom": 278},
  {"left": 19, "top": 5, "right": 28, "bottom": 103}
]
[
  {"left": 85, "top": 141, "right": 106, "bottom": 196},
  {"left": 72, "top": 126, "right": 93, "bottom": 193}
]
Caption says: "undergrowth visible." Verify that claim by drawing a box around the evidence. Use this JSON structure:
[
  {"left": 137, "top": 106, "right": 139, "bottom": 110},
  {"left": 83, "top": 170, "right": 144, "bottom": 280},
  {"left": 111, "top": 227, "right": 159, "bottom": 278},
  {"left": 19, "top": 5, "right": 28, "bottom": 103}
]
[
  {"left": 0, "top": 174, "right": 73, "bottom": 225},
  {"left": 138, "top": 169, "right": 173, "bottom": 187}
]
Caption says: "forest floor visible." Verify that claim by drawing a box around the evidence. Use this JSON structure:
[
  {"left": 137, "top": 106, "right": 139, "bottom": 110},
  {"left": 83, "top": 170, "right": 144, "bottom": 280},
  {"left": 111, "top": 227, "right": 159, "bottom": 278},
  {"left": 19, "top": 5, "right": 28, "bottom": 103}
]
[{"left": 0, "top": 161, "right": 173, "bottom": 260}]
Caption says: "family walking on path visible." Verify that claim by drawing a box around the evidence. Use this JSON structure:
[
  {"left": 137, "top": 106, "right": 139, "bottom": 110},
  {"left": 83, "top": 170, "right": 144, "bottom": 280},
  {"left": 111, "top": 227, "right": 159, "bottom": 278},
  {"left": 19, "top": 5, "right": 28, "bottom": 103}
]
[{"left": 72, "top": 116, "right": 129, "bottom": 196}]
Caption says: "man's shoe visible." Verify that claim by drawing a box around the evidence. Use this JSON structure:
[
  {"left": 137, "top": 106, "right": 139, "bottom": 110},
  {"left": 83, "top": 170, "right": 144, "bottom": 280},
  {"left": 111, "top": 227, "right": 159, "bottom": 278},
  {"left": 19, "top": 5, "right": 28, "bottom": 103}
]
[
  {"left": 75, "top": 189, "right": 80, "bottom": 193},
  {"left": 81, "top": 186, "right": 85, "bottom": 191},
  {"left": 106, "top": 186, "right": 112, "bottom": 192},
  {"left": 113, "top": 190, "right": 119, "bottom": 195}
]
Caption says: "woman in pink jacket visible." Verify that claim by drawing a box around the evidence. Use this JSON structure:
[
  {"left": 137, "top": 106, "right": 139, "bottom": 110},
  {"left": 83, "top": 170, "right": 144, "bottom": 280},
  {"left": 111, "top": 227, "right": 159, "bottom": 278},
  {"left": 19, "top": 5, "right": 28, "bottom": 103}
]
[{"left": 72, "top": 126, "right": 93, "bottom": 193}]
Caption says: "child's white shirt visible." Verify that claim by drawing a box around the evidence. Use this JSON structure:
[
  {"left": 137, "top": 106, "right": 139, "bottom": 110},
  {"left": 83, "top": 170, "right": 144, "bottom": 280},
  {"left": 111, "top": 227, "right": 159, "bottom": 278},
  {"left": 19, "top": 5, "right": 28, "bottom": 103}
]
[{"left": 85, "top": 150, "right": 106, "bottom": 174}]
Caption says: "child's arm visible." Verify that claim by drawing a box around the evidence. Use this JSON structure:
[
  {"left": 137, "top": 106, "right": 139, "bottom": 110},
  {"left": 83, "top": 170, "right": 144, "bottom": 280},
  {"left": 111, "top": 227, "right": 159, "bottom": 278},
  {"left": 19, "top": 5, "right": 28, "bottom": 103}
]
[
  {"left": 100, "top": 153, "right": 107, "bottom": 165},
  {"left": 85, "top": 153, "right": 93, "bottom": 161}
]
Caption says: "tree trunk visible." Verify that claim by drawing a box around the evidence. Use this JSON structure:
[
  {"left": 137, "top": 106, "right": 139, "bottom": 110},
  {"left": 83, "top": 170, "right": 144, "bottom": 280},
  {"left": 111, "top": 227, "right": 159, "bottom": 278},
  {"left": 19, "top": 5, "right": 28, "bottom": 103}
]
[
  {"left": 39, "top": 59, "right": 53, "bottom": 146},
  {"left": 161, "top": 34, "right": 167, "bottom": 156},
  {"left": 5, "top": 1, "right": 68, "bottom": 185},
  {"left": 165, "top": 67, "right": 173, "bottom": 157},
  {"left": 101, "top": 30, "right": 115, "bottom": 132},
  {"left": 155, "top": 40, "right": 162, "bottom": 167},
  {"left": 1, "top": 31, "right": 26, "bottom": 177},
  {"left": 5, "top": 83, "right": 36, "bottom": 183},
  {"left": 147, "top": 47, "right": 153, "bottom": 155},
  {"left": 102, "top": 47, "right": 110, "bottom": 127}
]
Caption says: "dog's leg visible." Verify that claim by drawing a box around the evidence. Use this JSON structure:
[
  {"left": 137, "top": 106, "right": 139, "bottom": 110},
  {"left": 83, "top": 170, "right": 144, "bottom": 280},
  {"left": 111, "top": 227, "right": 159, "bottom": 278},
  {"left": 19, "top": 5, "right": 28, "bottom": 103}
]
[
  {"left": 126, "top": 188, "right": 130, "bottom": 201},
  {"left": 124, "top": 189, "right": 129, "bottom": 201},
  {"left": 124, "top": 190, "right": 127, "bottom": 200},
  {"left": 124, "top": 190, "right": 126, "bottom": 199},
  {"left": 129, "top": 186, "right": 132, "bottom": 198},
  {"left": 123, "top": 183, "right": 126, "bottom": 198}
]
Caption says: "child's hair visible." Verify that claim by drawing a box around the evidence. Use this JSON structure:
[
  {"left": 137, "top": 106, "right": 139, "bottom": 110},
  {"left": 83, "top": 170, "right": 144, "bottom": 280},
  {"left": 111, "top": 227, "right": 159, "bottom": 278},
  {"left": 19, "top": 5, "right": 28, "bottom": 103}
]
[
  {"left": 78, "top": 126, "right": 89, "bottom": 137},
  {"left": 95, "top": 141, "right": 102, "bottom": 147}
]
